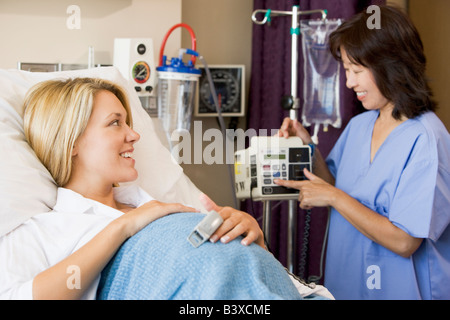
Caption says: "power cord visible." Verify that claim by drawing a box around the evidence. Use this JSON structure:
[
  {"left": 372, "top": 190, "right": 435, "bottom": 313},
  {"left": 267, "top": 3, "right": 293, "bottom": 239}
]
[
  {"left": 298, "top": 209, "right": 311, "bottom": 279},
  {"left": 298, "top": 207, "right": 331, "bottom": 284}
]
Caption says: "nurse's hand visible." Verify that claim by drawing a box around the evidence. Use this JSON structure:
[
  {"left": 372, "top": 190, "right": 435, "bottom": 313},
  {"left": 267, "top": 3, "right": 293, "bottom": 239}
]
[
  {"left": 277, "top": 117, "right": 313, "bottom": 144},
  {"left": 199, "top": 193, "right": 265, "bottom": 249},
  {"left": 274, "top": 168, "right": 338, "bottom": 210}
]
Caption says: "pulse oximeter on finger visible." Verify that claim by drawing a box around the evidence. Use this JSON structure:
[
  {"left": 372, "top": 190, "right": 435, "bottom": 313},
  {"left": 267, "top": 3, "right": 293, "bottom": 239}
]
[{"left": 187, "top": 210, "right": 223, "bottom": 248}]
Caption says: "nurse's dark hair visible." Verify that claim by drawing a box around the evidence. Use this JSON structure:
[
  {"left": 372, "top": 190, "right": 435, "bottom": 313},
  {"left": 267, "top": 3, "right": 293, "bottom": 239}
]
[{"left": 329, "top": 5, "right": 437, "bottom": 119}]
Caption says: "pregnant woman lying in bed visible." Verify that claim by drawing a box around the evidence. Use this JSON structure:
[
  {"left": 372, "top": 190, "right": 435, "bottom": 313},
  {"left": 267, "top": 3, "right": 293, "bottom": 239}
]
[{"left": 3, "top": 77, "right": 331, "bottom": 300}]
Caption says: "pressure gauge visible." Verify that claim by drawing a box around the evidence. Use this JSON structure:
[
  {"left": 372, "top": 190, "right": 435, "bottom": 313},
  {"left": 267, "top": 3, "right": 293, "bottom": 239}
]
[
  {"left": 132, "top": 61, "right": 150, "bottom": 84},
  {"left": 195, "top": 65, "right": 245, "bottom": 117},
  {"left": 199, "top": 70, "right": 238, "bottom": 111}
]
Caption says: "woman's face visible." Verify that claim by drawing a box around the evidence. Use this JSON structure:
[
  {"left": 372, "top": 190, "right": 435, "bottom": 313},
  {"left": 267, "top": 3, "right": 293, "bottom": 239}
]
[
  {"left": 71, "top": 90, "right": 140, "bottom": 187},
  {"left": 341, "top": 48, "right": 394, "bottom": 113}
]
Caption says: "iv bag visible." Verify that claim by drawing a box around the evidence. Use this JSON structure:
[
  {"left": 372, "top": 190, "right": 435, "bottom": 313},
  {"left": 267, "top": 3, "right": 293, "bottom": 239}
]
[{"left": 300, "top": 19, "right": 342, "bottom": 133}]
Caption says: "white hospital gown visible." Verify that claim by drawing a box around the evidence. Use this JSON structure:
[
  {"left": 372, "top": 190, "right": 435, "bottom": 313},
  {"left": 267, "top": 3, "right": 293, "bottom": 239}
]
[{"left": 0, "top": 185, "right": 153, "bottom": 300}]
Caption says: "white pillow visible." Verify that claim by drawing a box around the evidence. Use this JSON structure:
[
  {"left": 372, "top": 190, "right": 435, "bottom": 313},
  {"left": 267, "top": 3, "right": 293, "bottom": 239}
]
[{"left": 0, "top": 67, "right": 205, "bottom": 238}]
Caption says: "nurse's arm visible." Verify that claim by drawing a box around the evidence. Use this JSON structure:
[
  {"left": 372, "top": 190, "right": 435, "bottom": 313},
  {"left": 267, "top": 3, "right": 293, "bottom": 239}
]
[
  {"left": 275, "top": 171, "right": 422, "bottom": 258},
  {"left": 329, "top": 188, "right": 423, "bottom": 258},
  {"left": 310, "top": 147, "right": 335, "bottom": 186}
]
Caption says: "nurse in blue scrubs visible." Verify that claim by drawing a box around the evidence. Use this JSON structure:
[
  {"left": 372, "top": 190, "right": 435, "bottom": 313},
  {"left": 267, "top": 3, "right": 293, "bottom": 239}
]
[{"left": 275, "top": 5, "right": 450, "bottom": 300}]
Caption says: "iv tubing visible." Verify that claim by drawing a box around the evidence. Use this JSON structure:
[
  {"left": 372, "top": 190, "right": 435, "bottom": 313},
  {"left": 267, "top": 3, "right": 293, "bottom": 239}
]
[{"left": 311, "top": 123, "right": 320, "bottom": 145}]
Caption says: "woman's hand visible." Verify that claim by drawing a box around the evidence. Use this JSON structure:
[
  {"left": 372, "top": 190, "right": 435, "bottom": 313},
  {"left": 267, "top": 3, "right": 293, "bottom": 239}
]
[
  {"left": 119, "top": 200, "right": 198, "bottom": 238},
  {"left": 199, "top": 193, "right": 265, "bottom": 248},
  {"left": 277, "top": 117, "right": 313, "bottom": 144},
  {"left": 274, "top": 168, "right": 338, "bottom": 210}
]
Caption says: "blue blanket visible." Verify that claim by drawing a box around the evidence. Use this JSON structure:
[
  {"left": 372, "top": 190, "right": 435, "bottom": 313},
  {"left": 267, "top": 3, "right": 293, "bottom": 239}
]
[{"left": 97, "top": 212, "right": 303, "bottom": 300}]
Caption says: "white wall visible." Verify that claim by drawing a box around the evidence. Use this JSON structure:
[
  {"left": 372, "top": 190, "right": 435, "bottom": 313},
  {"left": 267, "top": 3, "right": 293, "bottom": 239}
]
[
  {"left": 181, "top": 0, "right": 254, "bottom": 207},
  {"left": 0, "top": 0, "right": 182, "bottom": 69},
  {"left": 409, "top": 0, "right": 450, "bottom": 131}
]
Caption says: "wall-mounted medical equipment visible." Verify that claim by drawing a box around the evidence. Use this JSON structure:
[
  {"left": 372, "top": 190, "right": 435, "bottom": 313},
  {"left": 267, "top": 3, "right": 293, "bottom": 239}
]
[
  {"left": 195, "top": 65, "right": 245, "bottom": 117},
  {"left": 18, "top": 62, "right": 110, "bottom": 72},
  {"left": 18, "top": 62, "right": 59, "bottom": 72},
  {"left": 301, "top": 19, "right": 342, "bottom": 144},
  {"left": 113, "top": 38, "right": 157, "bottom": 116},
  {"left": 156, "top": 24, "right": 201, "bottom": 141},
  {"left": 234, "top": 136, "right": 311, "bottom": 201},
  {"left": 187, "top": 211, "right": 223, "bottom": 248},
  {"left": 18, "top": 46, "right": 110, "bottom": 73}
]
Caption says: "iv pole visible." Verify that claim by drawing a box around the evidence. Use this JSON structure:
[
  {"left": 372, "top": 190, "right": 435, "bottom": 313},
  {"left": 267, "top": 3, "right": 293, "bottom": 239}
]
[{"left": 251, "top": 6, "right": 327, "bottom": 273}]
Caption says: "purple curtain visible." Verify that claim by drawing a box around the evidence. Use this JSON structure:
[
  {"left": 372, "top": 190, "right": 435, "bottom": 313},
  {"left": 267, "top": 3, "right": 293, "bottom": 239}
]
[{"left": 243, "top": 0, "right": 385, "bottom": 282}]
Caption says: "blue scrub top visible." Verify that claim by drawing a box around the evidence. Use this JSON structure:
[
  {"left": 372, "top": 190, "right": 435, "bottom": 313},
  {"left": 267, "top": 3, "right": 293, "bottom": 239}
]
[{"left": 324, "top": 110, "right": 450, "bottom": 300}]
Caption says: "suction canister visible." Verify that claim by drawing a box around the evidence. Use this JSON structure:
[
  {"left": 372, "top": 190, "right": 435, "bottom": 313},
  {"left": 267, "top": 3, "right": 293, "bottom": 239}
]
[
  {"left": 157, "top": 24, "right": 200, "bottom": 140},
  {"left": 157, "top": 50, "right": 200, "bottom": 137}
]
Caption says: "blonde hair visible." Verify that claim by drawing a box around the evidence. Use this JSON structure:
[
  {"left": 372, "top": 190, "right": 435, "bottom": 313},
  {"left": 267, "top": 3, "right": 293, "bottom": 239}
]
[{"left": 23, "top": 77, "right": 133, "bottom": 187}]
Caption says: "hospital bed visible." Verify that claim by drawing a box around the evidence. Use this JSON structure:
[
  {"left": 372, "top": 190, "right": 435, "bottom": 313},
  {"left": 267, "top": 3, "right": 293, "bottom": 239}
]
[{"left": 0, "top": 67, "right": 332, "bottom": 300}]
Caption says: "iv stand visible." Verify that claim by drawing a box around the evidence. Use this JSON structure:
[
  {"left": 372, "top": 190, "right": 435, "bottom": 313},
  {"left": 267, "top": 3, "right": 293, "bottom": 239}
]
[{"left": 251, "top": 6, "right": 327, "bottom": 273}]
